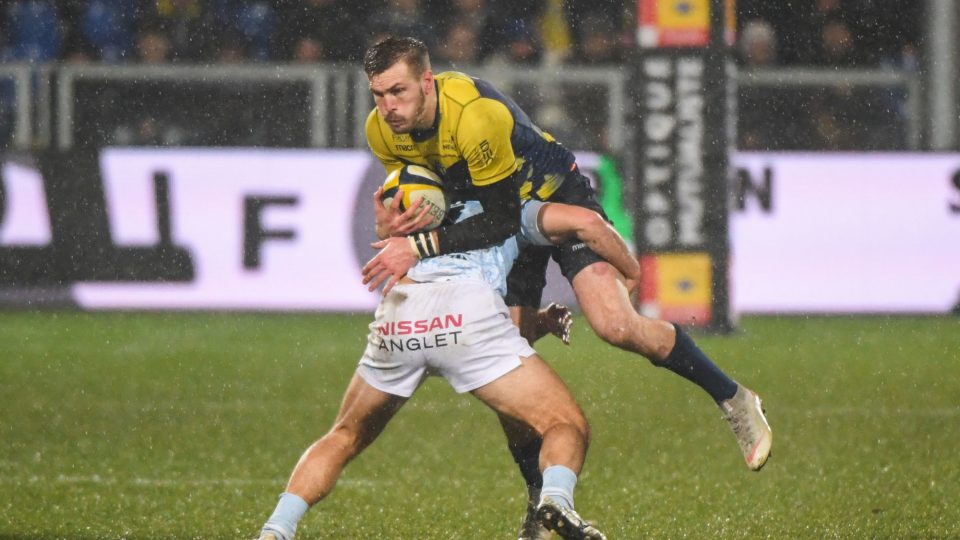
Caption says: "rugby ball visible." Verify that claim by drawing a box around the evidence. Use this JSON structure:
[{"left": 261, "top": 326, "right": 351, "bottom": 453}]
[{"left": 381, "top": 164, "right": 448, "bottom": 230}]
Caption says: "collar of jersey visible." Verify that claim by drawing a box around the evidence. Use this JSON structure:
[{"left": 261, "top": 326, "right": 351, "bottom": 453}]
[{"left": 409, "top": 81, "right": 441, "bottom": 143}]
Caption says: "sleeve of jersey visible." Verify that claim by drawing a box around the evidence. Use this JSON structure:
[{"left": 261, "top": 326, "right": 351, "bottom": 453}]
[
  {"left": 365, "top": 109, "right": 403, "bottom": 174},
  {"left": 457, "top": 98, "right": 519, "bottom": 186},
  {"left": 429, "top": 99, "right": 522, "bottom": 254},
  {"left": 435, "top": 174, "right": 520, "bottom": 255}
]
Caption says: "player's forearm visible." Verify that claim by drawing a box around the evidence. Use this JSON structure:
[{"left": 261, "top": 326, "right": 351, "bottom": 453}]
[
  {"left": 577, "top": 219, "right": 640, "bottom": 280},
  {"left": 434, "top": 178, "right": 520, "bottom": 254},
  {"left": 435, "top": 203, "right": 519, "bottom": 253},
  {"left": 539, "top": 202, "right": 640, "bottom": 279}
]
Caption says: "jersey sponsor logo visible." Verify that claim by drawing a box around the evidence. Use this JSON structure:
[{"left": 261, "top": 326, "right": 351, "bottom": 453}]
[
  {"left": 478, "top": 140, "right": 494, "bottom": 165},
  {"left": 468, "top": 140, "right": 495, "bottom": 168},
  {"left": 395, "top": 144, "right": 415, "bottom": 151},
  {"left": 376, "top": 330, "right": 463, "bottom": 352},
  {"left": 376, "top": 313, "right": 463, "bottom": 335},
  {"left": 375, "top": 313, "right": 464, "bottom": 352}
]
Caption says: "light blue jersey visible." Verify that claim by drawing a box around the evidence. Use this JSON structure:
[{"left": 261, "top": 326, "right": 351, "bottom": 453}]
[{"left": 406, "top": 201, "right": 519, "bottom": 297}]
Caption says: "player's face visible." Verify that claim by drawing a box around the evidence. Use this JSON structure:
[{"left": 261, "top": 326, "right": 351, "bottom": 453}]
[{"left": 369, "top": 61, "right": 433, "bottom": 134}]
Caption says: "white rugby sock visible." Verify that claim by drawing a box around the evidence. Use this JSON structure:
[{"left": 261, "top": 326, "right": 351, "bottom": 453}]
[
  {"left": 262, "top": 492, "right": 309, "bottom": 540},
  {"left": 540, "top": 465, "right": 577, "bottom": 510}
]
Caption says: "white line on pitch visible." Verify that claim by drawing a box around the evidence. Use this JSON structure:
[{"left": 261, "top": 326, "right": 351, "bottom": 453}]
[{"left": 0, "top": 475, "right": 383, "bottom": 488}]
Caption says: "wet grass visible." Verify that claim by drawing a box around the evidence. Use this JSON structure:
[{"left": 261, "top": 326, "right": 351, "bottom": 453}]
[{"left": 1, "top": 312, "right": 958, "bottom": 539}]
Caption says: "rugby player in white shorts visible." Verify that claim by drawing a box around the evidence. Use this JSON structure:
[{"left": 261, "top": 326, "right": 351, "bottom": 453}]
[{"left": 255, "top": 200, "right": 623, "bottom": 540}]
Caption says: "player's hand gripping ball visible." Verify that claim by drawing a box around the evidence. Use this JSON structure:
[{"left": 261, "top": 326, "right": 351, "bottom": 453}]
[{"left": 380, "top": 165, "right": 448, "bottom": 231}]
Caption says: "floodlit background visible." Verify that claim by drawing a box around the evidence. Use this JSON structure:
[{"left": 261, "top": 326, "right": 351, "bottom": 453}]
[{"left": 0, "top": 1, "right": 958, "bottom": 538}]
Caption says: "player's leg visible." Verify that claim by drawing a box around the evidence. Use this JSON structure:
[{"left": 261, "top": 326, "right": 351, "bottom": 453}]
[
  {"left": 568, "top": 259, "right": 771, "bottom": 470},
  {"left": 570, "top": 260, "right": 676, "bottom": 359},
  {"left": 548, "top": 171, "right": 771, "bottom": 470},
  {"left": 285, "top": 373, "right": 407, "bottom": 502},
  {"left": 501, "top": 243, "right": 556, "bottom": 537},
  {"left": 471, "top": 354, "right": 605, "bottom": 539},
  {"left": 526, "top": 200, "right": 640, "bottom": 284},
  {"left": 496, "top": 414, "right": 548, "bottom": 539},
  {"left": 259, "top": 373, "right": 407, "bottom": 540},
  {"left": 505, "top": 242, "right": 558, "bottom": 345},
  {"left": 474, "top": 353, "right": 589, "bottom": 474},
  {"left": 570, "top": 259, "right": 743, "bottom": 397}
]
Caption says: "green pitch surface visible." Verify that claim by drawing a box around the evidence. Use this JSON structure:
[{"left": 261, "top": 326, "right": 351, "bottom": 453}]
[{"left": 1, "top": 313, "right": 958, "bottom": 539}]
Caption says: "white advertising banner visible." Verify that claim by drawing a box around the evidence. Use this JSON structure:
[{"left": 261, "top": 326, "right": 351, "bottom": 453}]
[
  {"left": 2, "top": 149, "right": 958, "bottom": 313},
  {"left": 0, "top": 160, "right": 52, "bottom": 245},
  {"left": 74, "top": 148, "right": 382, "bottom": 311},
  {"left": 731, "top": 153, "right": 960, "bottom": 313}
]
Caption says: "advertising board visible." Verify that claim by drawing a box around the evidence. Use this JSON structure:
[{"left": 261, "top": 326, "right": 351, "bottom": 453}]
[{"left": 2, "top": 150, "right": 958, "bottom": 313}]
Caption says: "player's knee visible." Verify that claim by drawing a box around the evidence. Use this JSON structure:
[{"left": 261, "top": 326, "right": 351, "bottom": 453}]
[
  {"left": 570, "top": 416, "right": 592, "bottom": 452},
  {"left": 562, "top": 409, "right": 591, "bottom": 449},
  {"left": 592, "top": 314, "right": 672, "bottom": 360},
  {"left": 540, "top": 419, "right": 590, "bottom": 453},
  {"left": 535, "top": 404, "right": 589, "bottom": 441},
  {"left": 577, "top": 417, "right": 592, "bottom": 449},
  {"left": 592, "top": 317, "right": 634, "bottom": 350}
]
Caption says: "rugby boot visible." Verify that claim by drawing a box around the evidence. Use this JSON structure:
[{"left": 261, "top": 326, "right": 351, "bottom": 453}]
[
  {"left": 542, "top": 302, "right": 573, "bottom": 345},
  {"left": 720, "top": 384, "right": 773, "bottom": 471},
  {"left": 255, "top": 527, "right": 288, "bottom": 540},
  {"left": 535, "top": 496, "right": 606, "bottom": 540},
  {"left": 517, "top": 494, "right": 552, "bottom": 540}
]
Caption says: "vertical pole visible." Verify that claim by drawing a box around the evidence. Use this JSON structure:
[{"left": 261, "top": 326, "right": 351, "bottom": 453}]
[
  {"left": 705, "top": 0, "right": 734, "bottom": 332},
  {"left": 631, "top": 0, "right": 734, "bottom": 332},
  {"left": 927, "top": 0, "right": 958, "bottom": 150}
]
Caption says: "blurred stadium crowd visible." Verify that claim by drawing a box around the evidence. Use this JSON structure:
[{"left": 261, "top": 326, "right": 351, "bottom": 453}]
[
  {"left": 0, "top": 0, "right": 920, "bottom": 68},
  {"left": 0, "top": 0, "right": 925, "bottom": 151},
  {"left": 0, "top": 0, "right": 637, "bottom": 65}
]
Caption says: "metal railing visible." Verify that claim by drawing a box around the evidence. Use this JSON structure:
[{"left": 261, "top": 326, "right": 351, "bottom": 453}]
[
  {"left": 0, "top": 62, "right": 922, "bottom": 152},
  {"left": 0, "top": 64, "right": 34, "bottom": 149},
  {"left": 739, "top": 67, "right": 922, "bottom": 149}
]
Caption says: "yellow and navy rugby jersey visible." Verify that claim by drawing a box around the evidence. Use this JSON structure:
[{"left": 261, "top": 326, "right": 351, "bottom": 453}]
[{"left": 365, "top": 71, "right": 576, "bottom": 203}]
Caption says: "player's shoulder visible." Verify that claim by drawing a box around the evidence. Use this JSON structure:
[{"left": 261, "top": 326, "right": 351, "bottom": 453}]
[
  {"left": 436, "top": 73, "right": 511, "bottom": 129},
  {"left": 365, "top": 107, "right": 390, "bottom": 147},
  {"left": 365, "top": 107, "right": 382, "bottom": 132},
  {"left": 436, "top": 71, "right": 482, "bottom": 106}
]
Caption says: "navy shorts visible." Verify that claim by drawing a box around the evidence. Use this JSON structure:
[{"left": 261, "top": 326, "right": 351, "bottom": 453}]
[{"left": 504, "top": 169, "right": 609, "bottom": 308}]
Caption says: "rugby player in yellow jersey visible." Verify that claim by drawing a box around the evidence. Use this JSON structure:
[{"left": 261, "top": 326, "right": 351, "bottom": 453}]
[{"left": 360, "top": 36, "right": 772, "bottom": 540}]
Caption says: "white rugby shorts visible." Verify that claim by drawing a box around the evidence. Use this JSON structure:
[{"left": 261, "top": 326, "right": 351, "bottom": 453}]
[{"left": 357, "top": 279, "right": 535, "bottom": 397}]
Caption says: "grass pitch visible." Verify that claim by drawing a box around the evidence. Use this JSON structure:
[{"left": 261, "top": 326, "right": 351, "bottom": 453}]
[{"left": 1, "top": 312, "right": 958, "bottom": 539}]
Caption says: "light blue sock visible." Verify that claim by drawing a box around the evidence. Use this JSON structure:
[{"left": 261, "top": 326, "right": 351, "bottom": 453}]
[
  {"left": 262, "top": 492, "right": 309, "bottom": 540},
  {"left": 540, "top": 465, "right": 578, "bottom": 510}
]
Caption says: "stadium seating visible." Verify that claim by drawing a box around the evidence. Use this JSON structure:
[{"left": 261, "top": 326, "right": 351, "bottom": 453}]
[
  {"left": 7, "top": 0, "right": 61, "bottom": 62},
  {"left": 235, "top": 1, "right": 275, "bottom": 61},
  {"left": 81, "top": 0, "right": 139, "bottom": 62}
]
